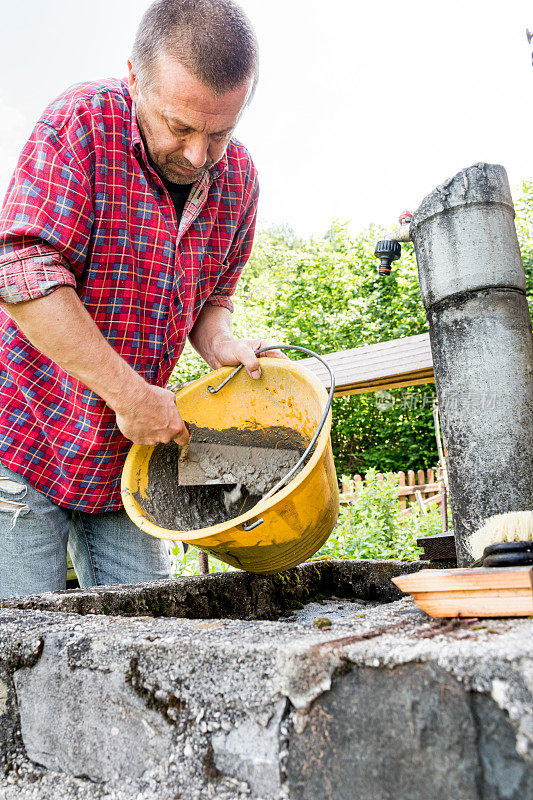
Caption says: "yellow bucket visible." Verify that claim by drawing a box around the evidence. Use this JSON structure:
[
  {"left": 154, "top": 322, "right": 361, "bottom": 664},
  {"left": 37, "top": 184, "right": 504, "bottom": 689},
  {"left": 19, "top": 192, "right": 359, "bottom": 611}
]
[{"left": 121, "top": 356, "right": 339, "bottom": 573}]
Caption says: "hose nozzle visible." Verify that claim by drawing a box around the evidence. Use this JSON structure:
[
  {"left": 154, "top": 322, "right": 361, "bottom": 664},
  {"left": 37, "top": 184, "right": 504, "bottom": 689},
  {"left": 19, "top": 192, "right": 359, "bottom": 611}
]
[{"left": 374, "top": 240, "right": 401, "bottom": 275}]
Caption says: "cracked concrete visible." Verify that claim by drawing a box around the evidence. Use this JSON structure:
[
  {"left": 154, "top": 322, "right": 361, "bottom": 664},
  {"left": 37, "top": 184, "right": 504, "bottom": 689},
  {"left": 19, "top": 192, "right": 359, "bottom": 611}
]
[{"left": 0, "top": 559, "right": 531, "bottom": 800}]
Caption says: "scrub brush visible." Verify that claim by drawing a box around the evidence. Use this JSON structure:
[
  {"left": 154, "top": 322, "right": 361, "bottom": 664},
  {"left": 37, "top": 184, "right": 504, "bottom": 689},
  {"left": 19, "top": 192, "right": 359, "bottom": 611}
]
[{"left": 467, "top": 510, "right": 533, "bottom": 567}]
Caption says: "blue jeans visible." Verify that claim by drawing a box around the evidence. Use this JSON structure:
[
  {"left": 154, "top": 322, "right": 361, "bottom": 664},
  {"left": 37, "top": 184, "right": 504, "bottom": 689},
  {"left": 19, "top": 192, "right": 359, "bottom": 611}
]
[{"left": 0, "top": 461, "right": 171, "bottom": 599}]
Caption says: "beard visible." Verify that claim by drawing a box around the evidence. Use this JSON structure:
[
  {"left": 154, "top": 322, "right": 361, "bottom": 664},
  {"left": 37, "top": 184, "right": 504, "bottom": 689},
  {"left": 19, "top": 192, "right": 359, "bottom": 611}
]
[{"left": 159, "top": 156, "right": 215, "bottom": 184}]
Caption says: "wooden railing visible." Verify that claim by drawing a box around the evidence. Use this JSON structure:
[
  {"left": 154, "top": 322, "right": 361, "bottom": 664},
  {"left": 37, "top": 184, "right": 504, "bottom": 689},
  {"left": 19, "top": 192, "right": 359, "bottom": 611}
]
[{"left": 340, "top": 468, "right": 446, "bottom": 518}]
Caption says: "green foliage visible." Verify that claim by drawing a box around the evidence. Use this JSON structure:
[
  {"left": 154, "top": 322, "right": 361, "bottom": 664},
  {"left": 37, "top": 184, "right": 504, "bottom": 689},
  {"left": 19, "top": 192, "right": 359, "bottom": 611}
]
[
  {"left": 264, "top": 222, "right": 427, "bottom": 350},
  {"left": 315, "top": 469, "right": 443, "bottom": 562},
  {"left": 330, "top": 386, "right": 438, "bottom": 476},
  {"left": 515, "top": 180, "right": 533, "bottom": 324},
  {"left": 170, "top": 544, "right": 236, "bottom": 577}
]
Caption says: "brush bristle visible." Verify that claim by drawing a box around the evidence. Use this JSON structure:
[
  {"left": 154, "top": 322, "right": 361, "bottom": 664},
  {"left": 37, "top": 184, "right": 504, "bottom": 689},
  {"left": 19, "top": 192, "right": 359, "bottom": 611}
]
[{"left": 467, "top": 510, "right": 533, "bottom": 560}]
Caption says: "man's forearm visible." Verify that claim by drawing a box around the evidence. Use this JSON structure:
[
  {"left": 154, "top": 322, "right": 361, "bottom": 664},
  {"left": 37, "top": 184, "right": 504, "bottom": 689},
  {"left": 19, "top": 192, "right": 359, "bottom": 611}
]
[
  {"left": 188, "top": 304, "right": 233, "bottom": 368},
  {"left": 1, "top": 286, "right": 146, "bottom": 413}
]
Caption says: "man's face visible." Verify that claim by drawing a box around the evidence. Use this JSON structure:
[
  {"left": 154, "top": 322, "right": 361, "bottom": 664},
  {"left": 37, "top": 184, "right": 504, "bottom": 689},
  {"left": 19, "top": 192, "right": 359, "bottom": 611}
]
[{"left": 128, "top": 54, "right": 252, "bottom": 184}]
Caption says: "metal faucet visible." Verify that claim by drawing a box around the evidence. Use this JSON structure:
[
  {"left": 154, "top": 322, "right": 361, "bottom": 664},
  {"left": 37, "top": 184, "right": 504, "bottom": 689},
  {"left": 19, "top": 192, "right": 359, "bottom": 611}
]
[{"left": 373, "top": 211, "right": 413, "bottom": 275}]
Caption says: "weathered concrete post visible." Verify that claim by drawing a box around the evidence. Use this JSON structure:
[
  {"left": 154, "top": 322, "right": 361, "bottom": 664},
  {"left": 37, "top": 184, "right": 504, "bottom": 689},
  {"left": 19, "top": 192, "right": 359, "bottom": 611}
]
[{"left": 409, "top": 163, "right": 533, "bottom": 566}]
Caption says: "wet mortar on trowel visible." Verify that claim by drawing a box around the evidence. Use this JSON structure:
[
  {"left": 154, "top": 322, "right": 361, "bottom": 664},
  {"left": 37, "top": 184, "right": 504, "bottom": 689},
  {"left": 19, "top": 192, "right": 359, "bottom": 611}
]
[{"left": 137, "top": 425, "right": 310, "bottom": 531}]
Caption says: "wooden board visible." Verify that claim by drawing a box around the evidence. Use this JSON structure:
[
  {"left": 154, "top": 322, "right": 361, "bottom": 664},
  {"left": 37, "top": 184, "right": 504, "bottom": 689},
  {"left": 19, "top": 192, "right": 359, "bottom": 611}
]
[
  {"left": 392, "top": 566, "right": 533, "bottom": 617},
  {"left": 298, "top": 332, "right": 434, "bottom": 396}
]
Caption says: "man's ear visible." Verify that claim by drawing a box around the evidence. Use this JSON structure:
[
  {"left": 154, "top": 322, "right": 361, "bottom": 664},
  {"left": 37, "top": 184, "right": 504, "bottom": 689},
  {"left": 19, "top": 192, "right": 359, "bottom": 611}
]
[{"left": 127, "top": 59, "right": 140, "bottom": 102}]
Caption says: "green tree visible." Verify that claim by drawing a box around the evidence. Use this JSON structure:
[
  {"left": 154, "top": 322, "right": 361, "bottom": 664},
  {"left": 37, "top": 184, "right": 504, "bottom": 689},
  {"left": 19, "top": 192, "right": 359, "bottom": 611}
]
[{"left": 515, "top": 180, "right": 533, "bottom": 323}]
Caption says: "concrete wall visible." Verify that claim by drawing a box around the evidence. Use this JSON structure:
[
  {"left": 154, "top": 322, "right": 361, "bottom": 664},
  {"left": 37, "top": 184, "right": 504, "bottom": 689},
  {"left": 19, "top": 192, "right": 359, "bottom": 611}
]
[{"left": 0, "top": 562, "right": 532, "bottom": 800}]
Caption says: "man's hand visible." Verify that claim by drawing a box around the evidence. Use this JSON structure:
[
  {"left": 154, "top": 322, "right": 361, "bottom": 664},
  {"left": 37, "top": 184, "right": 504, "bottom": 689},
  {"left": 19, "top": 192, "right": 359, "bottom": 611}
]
[
  {"left": 188, "top": 305, "right": 288, "bottom": 379},
  {"left": 113, "top": 384, "right": 189, "bottom": 447},
  {"left": 207, "top": 337, "right": 288, "bottom": 379}
]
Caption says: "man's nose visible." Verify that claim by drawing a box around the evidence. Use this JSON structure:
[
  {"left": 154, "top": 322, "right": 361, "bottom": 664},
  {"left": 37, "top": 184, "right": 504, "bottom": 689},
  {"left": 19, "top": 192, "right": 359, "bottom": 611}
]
[{"left": 183, "top": 134, "right": 208, "bottom": 169}]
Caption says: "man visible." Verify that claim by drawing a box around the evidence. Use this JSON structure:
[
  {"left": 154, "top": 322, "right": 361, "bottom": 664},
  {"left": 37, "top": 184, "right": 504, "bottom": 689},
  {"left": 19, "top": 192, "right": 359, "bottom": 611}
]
[{"left": 0, "top": 0, "right": 280, "bottom": 597}]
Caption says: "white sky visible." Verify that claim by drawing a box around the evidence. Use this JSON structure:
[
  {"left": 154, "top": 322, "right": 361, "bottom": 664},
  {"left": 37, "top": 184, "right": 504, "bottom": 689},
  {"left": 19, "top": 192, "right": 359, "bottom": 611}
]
[{"left": 1, "top": 0, "right": 532, "bottom": 237}]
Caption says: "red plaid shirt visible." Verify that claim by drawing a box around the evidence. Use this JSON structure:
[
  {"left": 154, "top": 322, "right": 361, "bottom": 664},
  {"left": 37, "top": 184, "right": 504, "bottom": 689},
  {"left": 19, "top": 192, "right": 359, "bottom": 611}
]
[{"left": 0, "top": 78, "right": 258, "bottom": 512}]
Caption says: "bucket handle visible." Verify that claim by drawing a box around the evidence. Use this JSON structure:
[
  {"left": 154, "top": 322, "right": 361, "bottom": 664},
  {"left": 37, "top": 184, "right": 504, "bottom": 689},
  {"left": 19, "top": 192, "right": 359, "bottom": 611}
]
[
  {"left": 206, "top": 345, "right": 336, "bottom": 526},
  {"left": 242, "top": 517, "right": 265, "bottom": 532}
]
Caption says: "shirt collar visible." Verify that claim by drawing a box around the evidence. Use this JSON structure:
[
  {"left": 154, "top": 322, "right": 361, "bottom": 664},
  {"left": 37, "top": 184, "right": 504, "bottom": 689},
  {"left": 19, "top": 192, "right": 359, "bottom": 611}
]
[
  {"left": 129, "top": 100, "right": 145, "bottom": 156},
  {"left": 129, "top": 100, "right": 228, "bottom": 182}
]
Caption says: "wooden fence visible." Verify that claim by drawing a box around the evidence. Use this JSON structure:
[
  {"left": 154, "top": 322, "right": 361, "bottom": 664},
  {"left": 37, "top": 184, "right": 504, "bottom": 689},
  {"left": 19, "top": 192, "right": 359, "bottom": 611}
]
[{"left": 340, "top": 468, "right": 445, "bottom": 519}]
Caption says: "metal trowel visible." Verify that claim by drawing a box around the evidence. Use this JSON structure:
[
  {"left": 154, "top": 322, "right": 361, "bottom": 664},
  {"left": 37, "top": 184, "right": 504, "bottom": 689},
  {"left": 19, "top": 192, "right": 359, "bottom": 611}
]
[{"left": 177, "top": 440, "right": 301, "bottom": 487}]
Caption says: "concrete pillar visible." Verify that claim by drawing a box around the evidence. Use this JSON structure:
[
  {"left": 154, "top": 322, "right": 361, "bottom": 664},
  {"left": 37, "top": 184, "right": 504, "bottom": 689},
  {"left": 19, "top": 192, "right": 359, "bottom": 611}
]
[{"left": 410, "top": 163, "right": 533, "bottom": 566}]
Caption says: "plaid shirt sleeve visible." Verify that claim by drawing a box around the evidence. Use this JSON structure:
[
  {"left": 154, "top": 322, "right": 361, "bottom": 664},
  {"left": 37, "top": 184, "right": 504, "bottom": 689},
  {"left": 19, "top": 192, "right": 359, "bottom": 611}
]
[
  {"left": 204, "top": 157, "right": 259, "bottom": 313},
  {"left": 0, "top": 118, "right": 94, "bottom": 304}
]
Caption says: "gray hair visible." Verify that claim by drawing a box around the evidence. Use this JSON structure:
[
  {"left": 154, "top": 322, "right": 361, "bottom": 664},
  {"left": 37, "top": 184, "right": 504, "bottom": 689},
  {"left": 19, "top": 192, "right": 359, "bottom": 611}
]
[{"left": 131, "top": 0, "right": 259, "bottom": 98}]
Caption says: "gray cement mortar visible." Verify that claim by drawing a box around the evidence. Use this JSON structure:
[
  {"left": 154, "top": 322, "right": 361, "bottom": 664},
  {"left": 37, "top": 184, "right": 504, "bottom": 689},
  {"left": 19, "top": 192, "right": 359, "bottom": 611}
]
[
  {"left": 142, "top": 427, "right": 307, "bottom": 532},
  {"left": 0, "top": 559, "right": 531, "bottom": 800}
]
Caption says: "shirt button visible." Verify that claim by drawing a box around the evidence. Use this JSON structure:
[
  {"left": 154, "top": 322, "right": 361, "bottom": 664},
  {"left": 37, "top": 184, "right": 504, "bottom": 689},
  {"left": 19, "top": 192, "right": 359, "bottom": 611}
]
[{"left": 163, "top": 350, "right": 170, "bottom": 362}]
